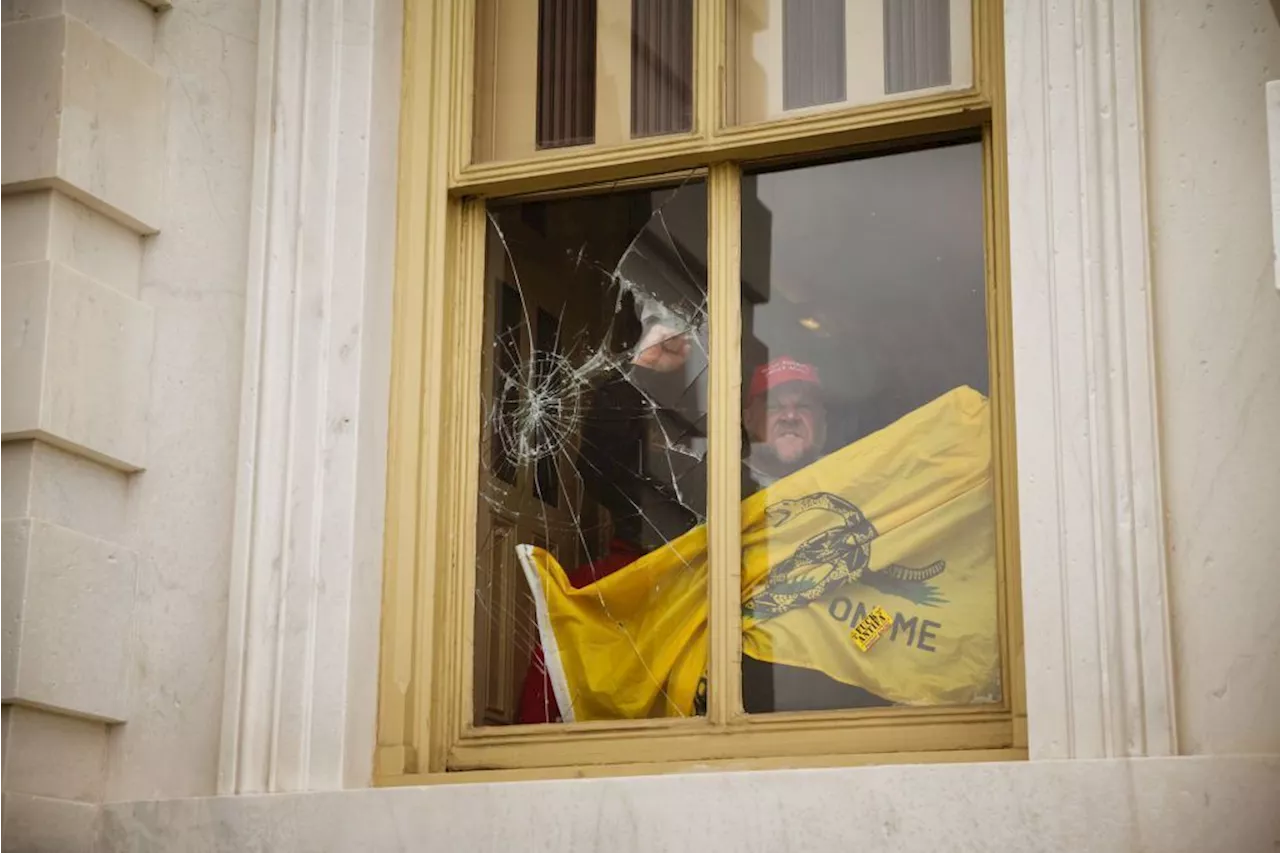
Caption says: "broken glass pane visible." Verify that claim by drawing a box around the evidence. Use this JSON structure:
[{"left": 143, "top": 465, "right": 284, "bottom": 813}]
[{"left": 474, "top": 178, "right": 710, "bottom": 726}]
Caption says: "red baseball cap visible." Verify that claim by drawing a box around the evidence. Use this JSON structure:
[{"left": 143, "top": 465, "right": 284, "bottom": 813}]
[{"left": 748, "top": 356, "right": 821, "bottom": 402}]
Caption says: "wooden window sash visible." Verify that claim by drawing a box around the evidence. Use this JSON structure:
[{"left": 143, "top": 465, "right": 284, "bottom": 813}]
[
  {"left": 449, "top": 0, "right": 990, "bottom": 195},
  {"left": 705, "top": 161, "right": 742, "bottom": 724},
  {"left": 378, "top": 0, "right": 1020, "bottom": 782},
  {"left": 450, "top": 715, "right": 1015, "bottom": 771},
  {"left": 423, "top": 135, "right": 1021, "bottom": 774}
]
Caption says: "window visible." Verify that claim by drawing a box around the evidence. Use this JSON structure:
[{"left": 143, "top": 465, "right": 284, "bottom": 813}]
[
  {"left": 381, "top": 0, "right": 1022, "bottom": 779},
  {"left": 728, "top": 0, "right": 971, "bottom": 126},
  {"left": 781, "top": 0, "right": 847, "bottom": 111},
  {"left": 535, "top": 0, "right": 599, "bottom": 149},
  {"left": 474, "top": 0, "right": 696, "bottom": 162}
]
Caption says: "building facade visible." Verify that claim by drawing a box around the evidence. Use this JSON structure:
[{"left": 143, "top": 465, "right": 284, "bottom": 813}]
[{"left": 2, "top": 0, "right": 1278, "bottom": 850}]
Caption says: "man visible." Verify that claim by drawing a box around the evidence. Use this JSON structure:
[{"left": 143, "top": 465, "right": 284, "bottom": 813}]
[
  {"left": 631, "top": 342, "right": 888, "bottom": 713},
  {"left": 736, "top": 357, "right": 889, "bottom": 712},
  {"left": 632, "top": 321, "right": 827, "bottom": 493},
  {"left": 741, "top": 356, "right": 827, "bottom": 494}
]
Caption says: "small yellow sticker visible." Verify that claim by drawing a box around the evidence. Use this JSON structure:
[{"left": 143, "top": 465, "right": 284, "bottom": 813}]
[{"left": 850, "top": 605, "right": 892, "bottom": 652}]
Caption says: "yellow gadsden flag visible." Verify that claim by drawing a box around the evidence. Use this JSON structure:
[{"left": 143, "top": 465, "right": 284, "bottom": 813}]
[{"left": 517, "top": 386, "right": 1000, "bottom": 721}]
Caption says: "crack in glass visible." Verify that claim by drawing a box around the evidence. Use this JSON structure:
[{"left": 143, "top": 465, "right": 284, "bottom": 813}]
[{"left": 474, "top": 177, "right": 709, "bottom": 725}]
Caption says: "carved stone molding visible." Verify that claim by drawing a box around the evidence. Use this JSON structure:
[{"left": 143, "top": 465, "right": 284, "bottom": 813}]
[
  {"left": 1004, "top": 0, "right": 1177, "bottom": 758},
  {"left": 217, "top": 0, "right": 400, "bottom": 793}
]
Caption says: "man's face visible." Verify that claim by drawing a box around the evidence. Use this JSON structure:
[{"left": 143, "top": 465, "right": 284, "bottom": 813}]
[{"left": 761, "top": 384, "right": 825, "bottom": 466}]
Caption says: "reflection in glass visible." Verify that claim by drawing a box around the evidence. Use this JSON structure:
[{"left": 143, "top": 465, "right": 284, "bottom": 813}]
[
  {"left": 474, "top": 0, "right": 695, "bottom": 163},
  {"left": 727, "top": 0, "right": 971, "bottom": 127},
  {"left": 475, "top": 181, "right": 709, "bottom": 725},
  {"left": 737, "top": 142, "right": 1002, "bottom": 713}
]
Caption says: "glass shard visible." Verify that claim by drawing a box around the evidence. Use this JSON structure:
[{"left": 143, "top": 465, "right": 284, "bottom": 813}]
[{"left": 474, "top": 178, "right": 710, "bottom": 725}]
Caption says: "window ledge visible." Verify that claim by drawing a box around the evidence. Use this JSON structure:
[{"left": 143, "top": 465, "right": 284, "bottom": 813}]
[{"left": 83, "top": 756, "right": 1277, "bottom": 852}]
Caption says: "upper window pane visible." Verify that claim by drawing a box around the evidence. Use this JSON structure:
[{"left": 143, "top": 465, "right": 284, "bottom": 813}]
[
  {"left": 473, "top": 0, "right": 696, "bottom": 164},
  {"left": 727, "top": 0, "right": 973, "bottom": 127},
  {"left": 737, "top": 143, "right": 1001, "bottom": 713},
  {"left": 476, "top": 181, "right": 710, "bottom": 725}
]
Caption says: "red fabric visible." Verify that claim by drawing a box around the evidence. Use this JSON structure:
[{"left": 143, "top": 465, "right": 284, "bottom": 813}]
[
  {"left": 748, "top": 356, "right": 820, "bottom": 402},
  {"left": 516, "top": 539, "right": 642, "bottom": 724}
]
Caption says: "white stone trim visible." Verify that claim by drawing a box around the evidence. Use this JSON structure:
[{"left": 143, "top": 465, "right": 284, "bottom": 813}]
[
  {"left": 100, "top": 757, "right": 1280, "bottom": 851},
  {"left": 1004, "top": 0, "right": 1176, "bottom": 757},
  {"left": 217, "top": 0, "right": 400, "bottom": 793}
]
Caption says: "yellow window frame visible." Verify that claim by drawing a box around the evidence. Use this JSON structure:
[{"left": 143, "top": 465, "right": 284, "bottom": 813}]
[{"left": 377, "top": 0, "right": 1025, "bottom": 784}]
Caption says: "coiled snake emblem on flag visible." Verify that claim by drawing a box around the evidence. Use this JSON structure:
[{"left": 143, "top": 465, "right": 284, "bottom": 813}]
[{"left": 747, "top": 492, "right": 947, "bottom": 618}]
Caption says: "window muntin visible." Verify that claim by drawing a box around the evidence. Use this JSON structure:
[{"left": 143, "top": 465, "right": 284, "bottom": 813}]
[{"left": 381, "top": 0, "right": 1017, "bottom": 778}]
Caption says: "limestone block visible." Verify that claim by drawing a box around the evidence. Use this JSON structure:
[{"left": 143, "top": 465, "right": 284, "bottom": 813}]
[
  {"left": 2, "top": 260, "right": 153, "bottom": 471},
  {"left": 1, "top": 15, "right": 165, "bottom": 233},
  {"left": 3, "top": 0, "right": 159, "bottom": 65},
  {"left": 0, "top": 521, "right": 18, "bottom": 690},
  {"left": 1, "top": 193, "right": 58, "bottom": 266},
  {"left": 0, "top": 444, "right": 36, "bottom": 522},
  {"left": 3, "top": 190, "right": 143, "bottom": 297},
  {"left": 1, "top": 705, "right": 108, "bottom": 802},
  {"left": 1, "top": 15, "right": 63, "bottom": 181},
  {"left": 1, "top": 792, "right": 98, "bottom": 853},
  {"left": 2, "top": 518, "right": 136, "bottom": 722},
  {"left": 45, "top": 192, "right": 142, "bottom": 296},
  {"left": 2, "top": 440, "right": 131, "bottom": 541}
]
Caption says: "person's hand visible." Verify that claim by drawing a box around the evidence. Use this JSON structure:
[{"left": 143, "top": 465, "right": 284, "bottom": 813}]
[{"left": 632, "top": 324, "right": 692, "bottom": 372}]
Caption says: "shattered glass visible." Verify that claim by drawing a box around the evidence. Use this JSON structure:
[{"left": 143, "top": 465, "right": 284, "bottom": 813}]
[{"left": 473, "top": 179, "right": 710, "bottom": 726}]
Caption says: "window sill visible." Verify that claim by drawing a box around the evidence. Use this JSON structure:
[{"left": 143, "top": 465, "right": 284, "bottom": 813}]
[{"left": 87, "top": 756, "right": 1278, "bottom": 852}]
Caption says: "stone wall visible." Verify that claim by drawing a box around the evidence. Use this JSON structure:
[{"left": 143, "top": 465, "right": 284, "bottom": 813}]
[
  {"left": 1, "top": 1, "right": 258, "bottom": 848},
  {"left": 1143, "top": 0, "right": 1280, "bottom": 754},
  {"left": 2, "top": 0, "right": 1278, "bottom": 850}
]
